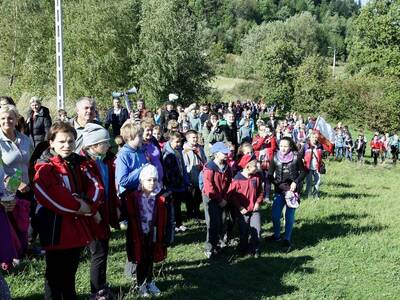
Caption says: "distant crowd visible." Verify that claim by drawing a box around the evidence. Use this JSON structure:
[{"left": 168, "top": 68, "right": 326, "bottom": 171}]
[{"left": 0, "top": 94, "right": 398, "bottom": 299}]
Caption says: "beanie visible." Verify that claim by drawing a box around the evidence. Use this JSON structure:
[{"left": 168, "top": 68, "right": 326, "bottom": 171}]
[{"left": 82, "top": 123, "right": 110, "bottom": 148}]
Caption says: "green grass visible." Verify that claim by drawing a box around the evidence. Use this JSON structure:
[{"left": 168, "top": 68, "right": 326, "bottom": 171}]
[{"left": 4, "top": 157, "right": 400, "bottom": 299}]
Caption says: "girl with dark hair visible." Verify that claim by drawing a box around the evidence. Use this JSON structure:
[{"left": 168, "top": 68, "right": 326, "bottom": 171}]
[
  {"left": 267, "top": 136, "right": 306, "bottom": 252},
  {"left": 33, "top": 122, "right": 103, "bottom": 299}
]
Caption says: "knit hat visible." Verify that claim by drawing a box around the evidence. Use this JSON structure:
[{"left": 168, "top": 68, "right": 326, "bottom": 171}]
[
  {"left": 139, "top": 164, "right": 158, "bottom": 182},
  {"left": 211, "top": 142, "right": 230, "bottom": 154},
  {"left": 238, "top": 154, "right": 256, "bottom": 169},
  {"left": 82, "top": 123, "right": 110, "bottom": 147}
]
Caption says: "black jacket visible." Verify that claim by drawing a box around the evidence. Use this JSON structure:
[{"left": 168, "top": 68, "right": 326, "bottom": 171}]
[
  {"left": 160, "top": 109, "right": 179, "bottom": 132},
  {"left": 268, "top": 152, "right": 307, "bottom": 193},
  {"left": 221, "top": 123, "right": 238, "bottom": 147},
  {"left": 104, "top": 107, "right": 129, "bottom": 136},
  {"left": 26, "top": 106, "right": 52, "bottom": 147}
]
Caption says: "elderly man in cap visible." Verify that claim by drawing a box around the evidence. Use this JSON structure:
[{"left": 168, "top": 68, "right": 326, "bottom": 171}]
[{"left": 70, "top": 96, "right": 102, "bottom": 153}]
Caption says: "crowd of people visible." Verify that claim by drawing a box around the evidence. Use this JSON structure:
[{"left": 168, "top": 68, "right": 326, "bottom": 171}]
[{"left": 0, "top": 95, "right": 398, "bottom": 299}]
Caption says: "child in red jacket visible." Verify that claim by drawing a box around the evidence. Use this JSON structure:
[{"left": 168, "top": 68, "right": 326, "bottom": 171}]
[
  {"left": 81, "top": 123, "right": 121, "bottom": 300},
  {"left": 202, "top": 142, "right": 232, "bottom": 258},
  {"left": 125, "top": 164, "right": 172, "bottom": 298},
  {"left": 228, "top": 154, "right": 263, "bottom": 257},
  {"left": 33, "top": 122, "right": 103, "bottom": 300}
]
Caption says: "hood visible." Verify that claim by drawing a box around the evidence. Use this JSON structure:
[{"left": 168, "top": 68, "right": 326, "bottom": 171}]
[
  {"left": 119, "top": 143, "right": 141, "bottom": 155},
  {"left": 204, "top": 160, "right": 228, "bottom": 173},
  {"left": 163, "top": 141, "right": 180, "bottom": 156}
]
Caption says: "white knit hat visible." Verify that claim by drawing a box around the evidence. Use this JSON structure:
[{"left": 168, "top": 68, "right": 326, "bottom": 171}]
[{"left": 139, "top": 164, "right": 159, "bottom": 182}]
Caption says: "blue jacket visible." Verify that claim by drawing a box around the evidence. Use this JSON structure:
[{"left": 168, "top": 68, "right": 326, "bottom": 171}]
[
  {"left": 162, "top": 142, "right": 189, "bottom": 192},
  {"left": 115, "top": 144, "right": 148, "bottom": 195}
]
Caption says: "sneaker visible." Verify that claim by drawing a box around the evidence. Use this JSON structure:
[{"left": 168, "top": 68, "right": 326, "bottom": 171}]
[
  {"left": 178, "top": 225, "right": 187, "bottom": 232},
  {"left": 253, "top": 251, "right": 260, "bottom": 259},
  {"left": 265, "top": 234, "right": 281, "bottom": 242},
  {"left": 282, "top": 239, "right": 292, "bottom": 252},
  {"left": 119, "top": 220, "right": 128, "bottom": 230},
  {"left": 146, "top": 281, "right": 161, "bottom": 296},
  {"left": 204, "top": 250, "right": 213, "bottom": 259},
  {"left": 138, "top": 284, "right": 150, "bottom": 298}
]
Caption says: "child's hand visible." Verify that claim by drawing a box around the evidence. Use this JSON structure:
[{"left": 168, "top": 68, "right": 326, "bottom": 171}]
[
  {"left": 93, "top": 212, "right": 102, "bottom": 224},
  {"left": 76, "top": 198, "right": 91, "bottom": 215},
  {"left": 240, "top": 208, "right": 248, "bottom": 215},
  {"left": 254, "top": 203, "right": 260, "bottom": 211},
  {"left": 0, "top": 199, "right": 16, "bottom": 212},
  {"left": 219, "top": 199, "right": 227, "bottom": 207}
]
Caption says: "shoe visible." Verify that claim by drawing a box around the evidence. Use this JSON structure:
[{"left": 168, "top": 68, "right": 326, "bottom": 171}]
[
  {"left": 146, "top": 281, "right": 161, "bottom": 296},
  {"left": 29, "top": 245, "right": 45, "bottom": 256},
  {"left": 253, "top": 251, "right": 260, "bottom": 259},
  {"left": 265, "top": 234, "right": 281, "bottom": 242},
  {"left": 204, "top": 250, "right": 213, "bottom": 259},
  {"left": 138, "top": 284, "right": 150, "bottom": 298},
  {"left": 119, "top": 220, "right": 128, "bottom": 230},
  {"left": 178, "top": 225, "right": 187, "bottom": 232},
  {"left": 282, "top": 239, "right": 292, "bottom": 252}
]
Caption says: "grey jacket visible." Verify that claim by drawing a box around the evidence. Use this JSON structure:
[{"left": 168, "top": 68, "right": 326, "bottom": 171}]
[
  {"left": 0, "top": 130, "right": 33, "bottom": 186},
  {"left": 182, "top": 142, "right": 207, "bottom": 187}
]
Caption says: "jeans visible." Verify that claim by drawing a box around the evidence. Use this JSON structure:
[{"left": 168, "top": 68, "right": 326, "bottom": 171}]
[
  {"left": 203, "top": 195, "right": 223, "bottom": 252},
  {"left": 172, "top": 192, "right": 186, "bottom": 227},
  {"left": 89, "top": 239, "right": 109, "bottom": 294},
  {"left": 335, "top": 147, "right": 343, "bottom": 159},
  {"left": 345, "top": 148, "right": 352, "bottom": 161},
  {"left": 187, "top": 187, "right": 202, "bottom": 219},
  {"left": 45, "top": 247, "right": 83, "bottom": 300},
  {"left": 271, "top": 193, "right": 296, "bottom": 242},
  {"left": 305, "top": 170, "right": 321, "bottom": 197}
]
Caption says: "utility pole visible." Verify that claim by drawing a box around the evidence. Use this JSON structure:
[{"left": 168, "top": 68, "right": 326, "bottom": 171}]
[
  {"left": 332, "top": 47, "right": 336, "bottom": 78},
  {"left": 55, "top": 0, "right": 65, "bottom": 109}
]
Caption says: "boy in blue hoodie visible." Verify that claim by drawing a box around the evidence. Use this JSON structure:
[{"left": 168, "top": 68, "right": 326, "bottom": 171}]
[
  {"left": 162, "top": 131, "right": 190, "bottom": 232},
  {"left": 115, "top": 122, "right": 148, "bottom": 196},
  {"left": 115, "top": 121, "right": 148, "bottom": 278}
]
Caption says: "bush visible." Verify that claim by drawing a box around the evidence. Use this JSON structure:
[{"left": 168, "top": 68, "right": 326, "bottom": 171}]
[{"left": 322, "top": 75, "right": 400, "bottom": 132}]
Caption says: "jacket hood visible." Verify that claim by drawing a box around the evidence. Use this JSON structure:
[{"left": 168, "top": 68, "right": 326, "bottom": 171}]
[
  {"left": 163, "top": 141, "right": 180, "bottom": 156},
  {"left": 120, "top": 144, "right": 141, "bottom": 155},
  {"left": 204, "top": 160, "right": 228, "bottom": 173}
]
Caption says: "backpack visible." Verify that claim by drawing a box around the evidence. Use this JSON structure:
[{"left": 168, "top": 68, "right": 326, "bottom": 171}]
[{"left": 198, "top": 168, "right": 215, "bottom": 193}]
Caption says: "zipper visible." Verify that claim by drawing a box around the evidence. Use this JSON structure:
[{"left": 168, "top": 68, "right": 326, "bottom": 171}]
[{"left": 51, "top": 214, "right": 57, "bottom": 245}]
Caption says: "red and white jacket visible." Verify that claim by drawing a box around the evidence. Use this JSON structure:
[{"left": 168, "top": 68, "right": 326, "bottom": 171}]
[
  {"left": 33, "top": 153, "right": 104, "bottom": 250},
  {"left": 303, "top": 143, "right": 323, "bottom": 172},
  {"left": 252, "top": 134, "right": 277, "bottom": 170}
]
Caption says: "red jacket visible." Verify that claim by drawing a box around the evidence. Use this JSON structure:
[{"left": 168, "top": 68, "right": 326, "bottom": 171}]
[
  {"left": 202, "top": 161, "right": 232, "bottom": 203},
  {"left": 252, "top": 134, "right": 277, "bottom": 163},
  {"left": 81, "top": 151, "right": 121, "bottom": 240},
  {"left": 125, "top": 190, "right": 168, "bottom": 264},
  {"left": 227, "top": 173, "right": 263, "bottom": 212},
  {"left": 370, "top": 139, "right": 383, "bottom": 151},
  {"left": 33, "top": 153, "right": 104, "bottom": 250},
  {"left": 303, "top": 144, "right": 323, "bottom": 172}
]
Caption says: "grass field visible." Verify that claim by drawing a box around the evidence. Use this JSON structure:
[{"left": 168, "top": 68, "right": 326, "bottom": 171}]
[{"left": 4, "top": 156, "right": 400, "bottom": 300}]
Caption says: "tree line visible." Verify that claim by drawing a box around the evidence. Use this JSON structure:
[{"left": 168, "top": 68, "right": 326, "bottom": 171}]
[{"left": 0, "top": 0, "right": 399, "bottom": 131}]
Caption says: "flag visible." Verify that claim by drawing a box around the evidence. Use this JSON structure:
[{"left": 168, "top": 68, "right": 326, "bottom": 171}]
[{"left": 313, "top": 116, "right": 335, "bottom": 153}]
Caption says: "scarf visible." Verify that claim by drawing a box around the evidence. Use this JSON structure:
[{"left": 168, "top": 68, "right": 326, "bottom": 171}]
[{"left": 277, "top": 150, "right": 294, "bottom": 163}]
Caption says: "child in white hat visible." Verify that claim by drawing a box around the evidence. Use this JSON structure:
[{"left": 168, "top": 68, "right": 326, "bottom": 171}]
[{"left": 125, "top": 164, "right": 173, "bottom": 297}]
